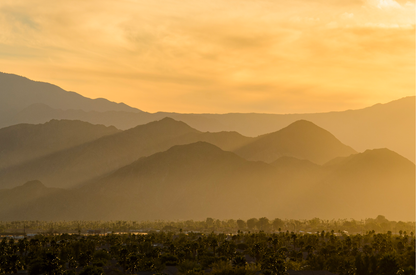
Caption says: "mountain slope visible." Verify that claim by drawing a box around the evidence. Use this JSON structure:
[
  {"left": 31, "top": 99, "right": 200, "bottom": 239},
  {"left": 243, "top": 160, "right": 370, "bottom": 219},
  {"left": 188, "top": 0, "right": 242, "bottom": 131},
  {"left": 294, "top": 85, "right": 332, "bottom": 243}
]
[
  {"left": 0, "top": 118, "right": 201, "bottom": 189},
  {"left": 0, "top": 72, "right": 413, "bottom": 162},
  {"left": 294, "top": 149, "right": 415, "bottom": 221},
  {"left": 0, "top": 119, "right": 360, "bottom": 189},
  {"left": 0, "top": 143, "right": 281, "bottom": 220},
  {"left": 0, "top": 180, "right": 71, "bottom": 220},
  {"left": 0, "top": 72, "right": 141, "bottom": 113},
  {"left": 170, "top": 131, "right": 253, "bottom": 151},
  {"left": 0, "top": 120, "right": 120, "bottom": 169},
  {"left": 234, "top": 120, "right": 356, "bottom": 164},
  {"left": 0, "top": 145, "right": 413, "bottom": 221},
  {"left": 80, "top": 141, "right": 277, "bottom": 220},
  {"left": 166, "top": 97, "right": 416, "bottom": 163}
]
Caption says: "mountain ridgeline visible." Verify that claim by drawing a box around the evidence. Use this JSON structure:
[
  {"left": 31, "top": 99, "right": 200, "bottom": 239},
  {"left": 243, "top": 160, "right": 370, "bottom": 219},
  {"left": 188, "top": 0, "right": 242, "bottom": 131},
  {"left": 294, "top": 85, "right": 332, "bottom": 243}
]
[
  {"left": 0, "top": 120, "right": 120, "bottom": 170},
  {"left": 0, "top": 72, "right": 141, "bottom": 113},
  {"left": 0, "top": 118, "right": 355, "bottom": 189},
  {"left": 234, "top": 120, "right": 356, "bottom": 164},
  {"left": 0, "top": 118, "right": 413, "bottom": 221},
  {"left": 0, "top": 72, "right": 414, "bottom": 163}
]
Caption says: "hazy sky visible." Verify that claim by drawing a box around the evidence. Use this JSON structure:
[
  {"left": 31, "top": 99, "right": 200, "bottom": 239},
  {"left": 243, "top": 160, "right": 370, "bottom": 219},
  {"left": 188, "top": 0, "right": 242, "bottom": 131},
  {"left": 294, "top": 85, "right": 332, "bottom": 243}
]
[{"left": 0, "top": 0, "right": 414, "bottom": 113}]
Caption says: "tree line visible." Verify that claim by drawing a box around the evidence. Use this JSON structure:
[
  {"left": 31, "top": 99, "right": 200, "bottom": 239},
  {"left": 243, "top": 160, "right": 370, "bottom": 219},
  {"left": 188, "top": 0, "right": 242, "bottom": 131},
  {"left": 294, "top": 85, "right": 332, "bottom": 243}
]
[
  {"left": 0, "top": 225, "right": 414, "bottom": 274},
  {"left": 1, "top": 215, "right": 414, "bottom": 236}
]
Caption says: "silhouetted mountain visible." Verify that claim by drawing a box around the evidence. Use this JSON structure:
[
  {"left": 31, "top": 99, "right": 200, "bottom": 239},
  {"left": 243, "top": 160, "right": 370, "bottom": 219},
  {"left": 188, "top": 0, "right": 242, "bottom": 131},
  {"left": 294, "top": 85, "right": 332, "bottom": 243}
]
[
  {"left": 167, "top": 97, "right": 415, "bottom": 162},
  {"left": 0, "top": 103, "right": 159, "bottom": 130},
  {"left": 0, "top": 119, "right": 120, "bottom": 169},
  {"left": 234, "top": 120, "right": 356, "bottom": 164},
  {"left": 0, "top": 73, "right": 415, "bottom": 162},
  {"left": 0, "top": 119, "right": 360, "bottom": 189},
  {"left": 0, "top": 143, "right": 278, "bottom": 220},
  {"left": 84, "top": 145, "right": 414, "bottom": 221},
  {"left": 294, "top": 149, "right": 415, "bottom": 221},
  {"left": 170, "top": 97, "right": 416, "bottom": 163},
  {"left": 0, "top": 72, "right": 141, "bottom": 113},
  {"left": 78, "top": 142, "right": 278, "bottom": 220},
  {"left": 0, "top": 180, "right": 69, "bottom": 220},
  {"left": 0, "top": 118, "right": 254, "bottom": 189},
  {"left": 0, "top": 72, "right": 413, "bottom": 222},
  {"left": 1, "top": 143, "right": 413, "bottom": 221},
  {"left": 0, "top": 72, "right": 413, "bottom": 161},
  {"left": 174, "top": 131, "right": 253, "bottom": 151},
  {"left": 0, "top": 118, "right": 200, "bottom": 188}
]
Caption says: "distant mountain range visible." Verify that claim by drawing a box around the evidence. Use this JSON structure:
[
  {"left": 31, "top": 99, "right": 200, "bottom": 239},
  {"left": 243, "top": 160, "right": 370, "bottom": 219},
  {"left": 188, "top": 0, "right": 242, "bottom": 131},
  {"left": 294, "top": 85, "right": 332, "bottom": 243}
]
[
  {"left": 0, "top": 72, "right": 414, "bottom": 222},
  {"left": 0, "top": 120, "right": 119, "bottom": 170},
  {"left": 0, "top": 72, "right": 414, "bottom": 162},
  {"left": 0, "top": 72, "right": 141, "bottom": 113},
  {"left": 0, "top": 118, "right": 355, "bottom": 189}
]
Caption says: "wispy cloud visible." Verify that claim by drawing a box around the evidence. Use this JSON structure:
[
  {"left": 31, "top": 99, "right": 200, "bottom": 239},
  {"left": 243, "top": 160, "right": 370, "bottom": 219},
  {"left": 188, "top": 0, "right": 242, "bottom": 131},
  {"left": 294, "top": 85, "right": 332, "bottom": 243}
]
[{"left": 0, "top": 0, "right": 414, "bottom": 113}]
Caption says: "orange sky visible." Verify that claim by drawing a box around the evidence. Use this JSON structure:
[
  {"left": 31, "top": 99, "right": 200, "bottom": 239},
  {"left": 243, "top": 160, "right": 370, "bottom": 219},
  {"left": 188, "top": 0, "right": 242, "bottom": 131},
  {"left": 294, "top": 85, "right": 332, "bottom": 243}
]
[{"left": 0, "top": 0, "right": 414, "bottom": 113}]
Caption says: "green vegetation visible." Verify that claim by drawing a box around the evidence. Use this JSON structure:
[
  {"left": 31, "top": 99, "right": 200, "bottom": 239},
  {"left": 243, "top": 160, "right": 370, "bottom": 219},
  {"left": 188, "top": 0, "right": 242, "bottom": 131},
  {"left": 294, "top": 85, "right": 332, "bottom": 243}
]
[{"left": 0, "top": 216, "right": 414, "bottom": 274}]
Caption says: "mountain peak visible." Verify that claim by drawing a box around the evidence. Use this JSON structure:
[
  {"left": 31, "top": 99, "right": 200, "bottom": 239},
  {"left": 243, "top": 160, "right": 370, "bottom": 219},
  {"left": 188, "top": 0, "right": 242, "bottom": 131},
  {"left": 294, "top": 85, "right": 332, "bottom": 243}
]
[
  {"left": 157, "top": 117, "right": 190, "bottom": 126},
  {"left": 22, "top": 180, "right": 45, "bottom": 189},
  {"left": 134, "top": 141, "right": 233, "bottom": 164},
  {"left": 358, "top": 148, "right": 414, "bottom": 164},
  {"left": 159, "top": 117, "right": 176, "bottom": 122},
  {"left": 129, "top": 117, "right": 200, "bottom": 134},
  {"left": 281, "top": 119, "right": 328, "bottom": 134},
  {"left": 288, "top": 119, "right": 316, "bottom": 126},
  {"left": 235, "top": 120, "right": 356, "bottom": 164},
  {"left": 328, "top": 148, "right": 415, "bottom": 171},
  {"left": 167, "top": 141, "right": 223, "bottom": 153}
]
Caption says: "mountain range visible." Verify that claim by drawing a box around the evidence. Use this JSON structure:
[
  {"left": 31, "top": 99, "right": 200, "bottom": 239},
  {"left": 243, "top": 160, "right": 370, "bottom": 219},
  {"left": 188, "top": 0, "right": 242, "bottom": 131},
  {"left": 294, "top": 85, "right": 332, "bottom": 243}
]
[
  {"left": 0, "top": 118, "right": 355, "bottom": 189},
  {"left": 0, "top": 141, "right": 413, "bottom": 221},
  {"left": 0, "top": 120, "right": 119, "bottom": 170},
  {"left": 0, "top": 118, "right": 413, "bottom": 221},
  {"left": 0, "top": 72, "right": 414, "bottom": 222},
  {"left": 0, "top": 72, "right": 414, "bottom": 163}
]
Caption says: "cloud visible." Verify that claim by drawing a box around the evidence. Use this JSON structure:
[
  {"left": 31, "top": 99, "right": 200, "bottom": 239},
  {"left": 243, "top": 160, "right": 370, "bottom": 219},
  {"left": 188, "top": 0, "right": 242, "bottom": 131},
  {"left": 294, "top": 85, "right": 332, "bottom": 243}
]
[{"left": 0, "top": 0, "right": 414, "bottom": 113}]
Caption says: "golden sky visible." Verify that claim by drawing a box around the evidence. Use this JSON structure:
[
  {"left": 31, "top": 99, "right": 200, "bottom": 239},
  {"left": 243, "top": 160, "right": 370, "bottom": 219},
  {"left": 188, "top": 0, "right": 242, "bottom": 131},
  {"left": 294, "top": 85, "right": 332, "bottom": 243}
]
[{"left": 0, "top": 0, "right": 414, "bottom": 113}]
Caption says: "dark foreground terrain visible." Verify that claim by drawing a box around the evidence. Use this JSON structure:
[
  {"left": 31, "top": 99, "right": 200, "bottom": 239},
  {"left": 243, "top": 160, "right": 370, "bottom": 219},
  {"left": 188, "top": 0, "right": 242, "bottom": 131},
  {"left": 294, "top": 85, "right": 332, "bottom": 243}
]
[{"left": 0, "top": 217, "right": 414, "bottom": 275}]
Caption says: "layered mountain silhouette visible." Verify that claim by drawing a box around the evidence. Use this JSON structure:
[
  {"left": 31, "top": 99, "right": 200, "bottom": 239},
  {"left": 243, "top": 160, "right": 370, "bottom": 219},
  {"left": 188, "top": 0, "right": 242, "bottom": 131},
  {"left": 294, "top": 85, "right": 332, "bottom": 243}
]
[
  {"left": 0, "top": 120, "right": 119, "bottom": 169},
  {"left": 0, "top": 72, "right": 413, "bottom": 162},
  {"left": 0, "top": 103, "right": 158, "bottom": 131},
  {"left": 0, "top": 180, "right": 79, "bottom": 221},
  {"left": 0, "top": 142, "right": 413, "bottom": 221},
  {"left": 0, "top": 72, "right": 414, "bottom": 222},
  {"left": 293, "top": 149, "right": 416, "bottom": 221},
  {"left": 0, "top": 118, "right": 199, "bottom": 188},
  {"left": 0, "top": 118, "right": 354, "bottom": 189}
]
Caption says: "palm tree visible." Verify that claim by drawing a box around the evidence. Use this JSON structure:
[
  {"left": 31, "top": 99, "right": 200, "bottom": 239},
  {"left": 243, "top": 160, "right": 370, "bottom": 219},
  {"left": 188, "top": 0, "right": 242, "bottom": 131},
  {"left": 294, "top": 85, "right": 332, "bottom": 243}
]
[
  {"left": 5, "top": 254, "right": 23, "bottom": 274},
  {"left": 210, "top": 239, "right": 218, "bottom": 257},
  {"left": 252, "top": 243, "right": 263, "bottom": 263},
  {"left": 291, "top": 233, "right": 297, "bottom": 251},
  {"left": 43, "top": 252, "right": 63, "bottom": 275},
  {"left": 272, "top": 238, "right": 279, "bottom": 252},
  {"left": 126, "top": 253, "right": 141, "bottom": 274},
  {"left": 191, "top": 242, "right": 199, "bottom": 259},
  {"left": 305, "top": 245, "right": 314, "bottom": 259}
]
